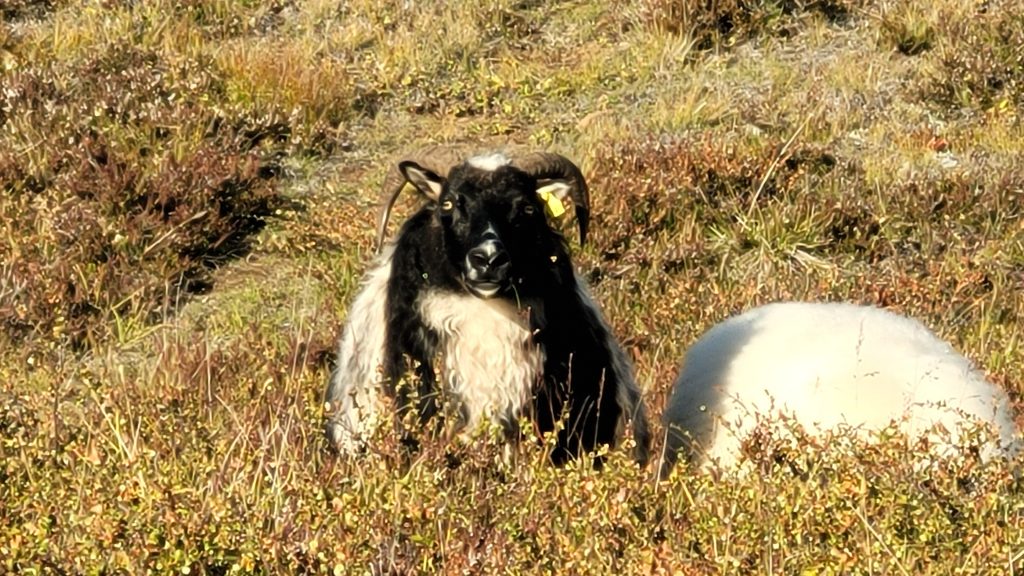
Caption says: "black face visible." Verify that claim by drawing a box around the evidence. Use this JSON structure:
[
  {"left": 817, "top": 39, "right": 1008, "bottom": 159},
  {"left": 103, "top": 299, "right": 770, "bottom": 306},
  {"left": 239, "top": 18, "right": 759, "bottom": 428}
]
[{"left": 438, "top": 165, "right": 556, "bottom": 298}]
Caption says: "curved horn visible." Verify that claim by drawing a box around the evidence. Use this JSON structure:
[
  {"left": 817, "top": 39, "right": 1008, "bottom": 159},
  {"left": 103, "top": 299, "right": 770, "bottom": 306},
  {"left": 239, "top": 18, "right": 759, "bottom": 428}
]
[
  {"left": 510, "top": 152, "right": 591, "bottom": 245},
  {"left": 375, "top": 145, "right": 471, "bottom": 253}
]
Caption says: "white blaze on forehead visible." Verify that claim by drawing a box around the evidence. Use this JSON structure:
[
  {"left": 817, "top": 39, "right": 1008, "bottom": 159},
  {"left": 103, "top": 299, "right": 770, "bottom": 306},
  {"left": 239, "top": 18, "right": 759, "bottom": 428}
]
[{"left": 467, "top": 152, "right": 511, "bottom": 172}]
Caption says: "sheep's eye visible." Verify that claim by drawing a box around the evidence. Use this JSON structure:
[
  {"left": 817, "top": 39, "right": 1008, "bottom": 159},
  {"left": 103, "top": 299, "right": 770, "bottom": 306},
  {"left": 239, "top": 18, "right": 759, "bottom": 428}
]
[
  {"left": 522, "top": 204, "right": 536, "bottom": 216},
  {"left": 440, "top": 199, "right": 454, "bottom": 212}
]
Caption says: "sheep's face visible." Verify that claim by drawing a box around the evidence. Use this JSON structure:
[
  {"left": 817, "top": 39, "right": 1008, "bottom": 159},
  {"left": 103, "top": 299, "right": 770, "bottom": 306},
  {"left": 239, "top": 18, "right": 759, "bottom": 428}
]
[{"left": 400, "top": 155, "right": 571, "bottom": 299}]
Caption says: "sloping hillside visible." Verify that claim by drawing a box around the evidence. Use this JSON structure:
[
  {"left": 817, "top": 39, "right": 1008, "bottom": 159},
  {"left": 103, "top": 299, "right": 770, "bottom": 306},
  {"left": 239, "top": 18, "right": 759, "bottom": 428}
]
[{"left": 2, "top": 0, "right": 1022, "bottom": 572}]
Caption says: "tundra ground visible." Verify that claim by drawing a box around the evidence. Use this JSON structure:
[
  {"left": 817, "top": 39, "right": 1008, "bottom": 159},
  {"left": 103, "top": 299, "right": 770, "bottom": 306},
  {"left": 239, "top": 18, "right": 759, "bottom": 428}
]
[{"left": 2, "top": 0, "right": 1023, "bottom": 573}]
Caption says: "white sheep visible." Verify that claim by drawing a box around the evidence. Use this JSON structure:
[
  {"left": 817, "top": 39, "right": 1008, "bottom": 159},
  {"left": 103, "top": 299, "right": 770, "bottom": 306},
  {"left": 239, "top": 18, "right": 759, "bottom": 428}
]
[{"left": 660, "top": 301, "right": 1020, "bottom": 477}]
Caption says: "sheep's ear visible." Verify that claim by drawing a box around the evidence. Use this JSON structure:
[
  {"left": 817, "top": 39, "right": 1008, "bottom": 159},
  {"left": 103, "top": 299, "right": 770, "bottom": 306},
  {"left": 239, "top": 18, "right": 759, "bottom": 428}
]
[
  {"left": 535, "top": 179, "right": 572, "bottom": 219},
  {"left": 399, "top": 161, "right": 445, "bottom": 202}
]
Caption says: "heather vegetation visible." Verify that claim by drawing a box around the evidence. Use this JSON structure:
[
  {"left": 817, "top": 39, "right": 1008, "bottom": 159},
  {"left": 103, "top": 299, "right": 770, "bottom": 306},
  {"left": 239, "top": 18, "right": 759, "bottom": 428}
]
[{"left": 2, "top": 0, "right": 1023, "bottom": 573}]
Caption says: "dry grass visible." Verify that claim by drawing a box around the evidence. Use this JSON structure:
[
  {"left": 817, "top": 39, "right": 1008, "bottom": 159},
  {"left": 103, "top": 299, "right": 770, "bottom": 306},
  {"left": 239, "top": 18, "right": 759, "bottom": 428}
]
[{"left": 2, "top": 0, "right": 1024, "bottom": 572}]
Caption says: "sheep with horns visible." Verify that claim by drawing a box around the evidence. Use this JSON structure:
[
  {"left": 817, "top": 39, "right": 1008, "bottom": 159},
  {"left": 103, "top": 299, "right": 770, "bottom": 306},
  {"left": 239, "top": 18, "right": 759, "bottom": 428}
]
[{"left": 325, "top": 146, "right": 651, "bottom": 466}]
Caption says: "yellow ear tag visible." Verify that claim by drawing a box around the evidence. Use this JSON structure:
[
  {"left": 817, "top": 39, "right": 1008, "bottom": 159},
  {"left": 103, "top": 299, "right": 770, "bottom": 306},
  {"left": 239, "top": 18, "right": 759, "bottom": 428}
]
[{"left": 536, "top": 184, "right": 566, "bottom": 219}]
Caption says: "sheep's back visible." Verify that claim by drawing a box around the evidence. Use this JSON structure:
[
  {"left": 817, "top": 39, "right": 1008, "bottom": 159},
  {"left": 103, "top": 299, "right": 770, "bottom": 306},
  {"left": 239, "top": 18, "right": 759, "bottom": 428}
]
[{"left": 662, "top": 302, "right": 1019, "bottom": 471}]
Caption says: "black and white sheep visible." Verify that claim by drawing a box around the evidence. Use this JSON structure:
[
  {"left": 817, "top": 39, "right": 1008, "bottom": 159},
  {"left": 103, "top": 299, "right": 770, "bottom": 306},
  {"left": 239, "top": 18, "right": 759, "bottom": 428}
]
[
  {"left": 325, "top": 148, "right": 651, "bottom": 466},
  {"left": 660, "top": 302, "right": 1020, "bottom": 477}
]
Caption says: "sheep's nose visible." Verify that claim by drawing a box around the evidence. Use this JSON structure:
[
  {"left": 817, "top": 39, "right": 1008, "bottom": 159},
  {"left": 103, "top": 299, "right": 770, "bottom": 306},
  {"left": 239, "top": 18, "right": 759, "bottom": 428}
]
[{"left": 467, "top": 243, "right": 510, "bottom": 280}]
